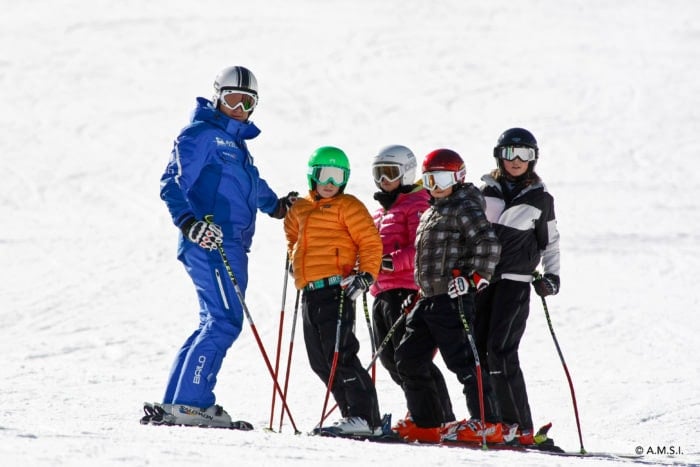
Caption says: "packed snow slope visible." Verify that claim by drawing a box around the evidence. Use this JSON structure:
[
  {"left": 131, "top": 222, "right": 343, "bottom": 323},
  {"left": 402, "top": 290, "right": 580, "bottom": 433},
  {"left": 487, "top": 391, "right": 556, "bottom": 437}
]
[{"left": 1, "top": 1, "right": 699, "bottom": 466}]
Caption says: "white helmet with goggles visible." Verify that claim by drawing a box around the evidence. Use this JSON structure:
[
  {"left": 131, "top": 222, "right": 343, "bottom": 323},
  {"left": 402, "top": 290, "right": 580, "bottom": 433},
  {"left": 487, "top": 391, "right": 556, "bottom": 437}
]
[
  {"left": 371, "top": 145, "right": 417, "bottom": 188},
  {"left": 213, "top": 66, "right": 259, "bottom": 114}
]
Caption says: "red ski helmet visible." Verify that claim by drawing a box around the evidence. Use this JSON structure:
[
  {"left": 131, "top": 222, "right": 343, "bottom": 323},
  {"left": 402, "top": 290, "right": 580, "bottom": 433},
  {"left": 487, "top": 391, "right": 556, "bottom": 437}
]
[
  {"left": 422, "top": 149, "right": 465, "bottom": 177},
  {"left": 421, "top": 149, "right": 466, "bottom": 190}
]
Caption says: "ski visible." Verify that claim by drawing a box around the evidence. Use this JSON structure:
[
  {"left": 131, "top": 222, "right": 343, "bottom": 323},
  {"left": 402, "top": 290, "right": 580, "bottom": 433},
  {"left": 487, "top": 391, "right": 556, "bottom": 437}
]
[
  {"left": 313, "top": 430, "right": 646, "bottom": 462},
  {"left": 140, "top": 402, "right": 254, "bottom": 431},
  {"left": 310, "top": 415, "right": 647, "bottom": 463},
  {"left": 313, "top": 429, "right": 406, "bottom": 444},
  {"left": 444, "top": 440, "right": 646, "bottom": 462}
]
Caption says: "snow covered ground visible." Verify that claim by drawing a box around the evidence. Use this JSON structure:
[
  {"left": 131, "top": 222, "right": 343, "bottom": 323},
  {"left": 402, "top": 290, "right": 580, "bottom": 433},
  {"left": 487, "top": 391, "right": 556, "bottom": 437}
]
[{"left": 2, "top": 0, "right": 699, "bottom": 465}]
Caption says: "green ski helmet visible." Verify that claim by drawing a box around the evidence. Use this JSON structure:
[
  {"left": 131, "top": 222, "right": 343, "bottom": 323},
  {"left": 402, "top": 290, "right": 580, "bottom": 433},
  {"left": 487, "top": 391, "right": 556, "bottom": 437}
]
[{"left": 307, "top": 146, "right": 351, "bottom": 191}]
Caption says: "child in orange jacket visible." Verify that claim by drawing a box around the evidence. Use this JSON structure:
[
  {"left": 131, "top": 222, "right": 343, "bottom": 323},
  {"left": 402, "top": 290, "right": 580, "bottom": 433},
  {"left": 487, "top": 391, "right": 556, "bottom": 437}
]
[{"left": 284, "top": 146, "right": 383, "bottom": 436}]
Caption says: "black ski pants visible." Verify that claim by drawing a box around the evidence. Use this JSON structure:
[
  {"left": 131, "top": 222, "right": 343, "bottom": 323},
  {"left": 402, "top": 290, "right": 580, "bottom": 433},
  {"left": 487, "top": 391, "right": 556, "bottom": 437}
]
[
  {"left": 395, "top": 293, "right": 501, "bottom": 428},
  {"left": 302, "top": 285, "right": 381, "bottom": 427},
  {"left": 474, "top": 279, "right": 533, "bottom": 431},
  {"left": 372, "top": 288, "right": 455, "bottom": 423}
]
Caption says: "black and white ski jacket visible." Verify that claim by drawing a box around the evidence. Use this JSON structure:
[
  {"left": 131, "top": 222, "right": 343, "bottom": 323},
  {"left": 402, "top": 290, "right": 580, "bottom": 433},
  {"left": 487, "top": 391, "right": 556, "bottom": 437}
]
[
  {"left": 414, "top": 183, "right": 501, "bottom": 297},
  {"left": 480, "top": 174, "right": 560, "bottom": 283}
]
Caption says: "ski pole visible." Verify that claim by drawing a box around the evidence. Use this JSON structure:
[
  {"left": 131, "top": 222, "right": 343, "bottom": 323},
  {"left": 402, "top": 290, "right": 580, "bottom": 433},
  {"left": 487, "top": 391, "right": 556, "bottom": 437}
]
[
  {"left": 319, "top": 289, "right": 345, "bottom": 430},
  {"left": 268, "top": 256, "right": 290, "bottom": 432},
  {"left": 453, "top": 270, "right": 487, "bottom": 449},
  {"left": 278, "top": 289, "right": 301, "bottom": 432},
  {"left": 362, "top": 292, "right": 376, "bottom": 382},
  {"left": 317, "top": 293, "right": 416, "bottom": 426},
  {"left": 363, "top": 294, "right": 415, "bottom": 371},
  {"left": 204, "top": 215, "right": 300, "bottom": 434},
  {"left": 534, "top": 272, "right": 586, "bottom": 454}
]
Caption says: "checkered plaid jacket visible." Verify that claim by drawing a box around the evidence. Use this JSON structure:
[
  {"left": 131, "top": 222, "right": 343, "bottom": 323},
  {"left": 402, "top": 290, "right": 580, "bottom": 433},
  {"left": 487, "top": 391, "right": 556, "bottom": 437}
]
[{"left": 414, "top": 183, "right": 501, "bottom": 297}]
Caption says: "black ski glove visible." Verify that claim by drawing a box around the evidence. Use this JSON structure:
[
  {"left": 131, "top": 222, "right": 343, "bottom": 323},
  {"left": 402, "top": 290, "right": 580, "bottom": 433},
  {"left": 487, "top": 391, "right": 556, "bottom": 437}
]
[
  {"left": 533, "top": 273, "right": 560, "bottom": 297},
  {"left": 341, "top": 272, "right": 374, "bottom": 300},
  {"left": 270, "top": 191, "right": 299, "bottom": 219},
  {"left": 180, "top": 217, "right": 223, "bottom": 251}
]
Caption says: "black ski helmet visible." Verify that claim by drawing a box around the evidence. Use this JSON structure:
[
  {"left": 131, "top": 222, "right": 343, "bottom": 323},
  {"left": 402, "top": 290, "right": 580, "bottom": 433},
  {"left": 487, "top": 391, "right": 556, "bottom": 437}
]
[
  {"left": 493, "top": 127, "right": 539, "bottom": 178},
  {"left": 494, "top": 127, "right": 539, "bottom": 158}
]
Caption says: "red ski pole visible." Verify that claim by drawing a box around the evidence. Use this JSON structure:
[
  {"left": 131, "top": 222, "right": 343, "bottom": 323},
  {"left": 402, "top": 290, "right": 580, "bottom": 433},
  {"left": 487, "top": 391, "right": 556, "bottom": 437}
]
[
  {"left": 268, "top": 257, "right": 290, "bottom": 431},
  {"left": 206, "top": 216, "right": 300, "bottom": 434},
  {"left": 317, "top": 293, "right": 417, "bottom": 426},
  {"left": 319, "top": 291, "right": 345, "bottom": 429},
  {"left": 278, "top": 289, "right": 301, "bottom": 432},
  {"left": 453, "top": 270, "right": 487, "bottom": 449},
  {"left": 534, "top": 272, "right": 586, "bottom": 454}
]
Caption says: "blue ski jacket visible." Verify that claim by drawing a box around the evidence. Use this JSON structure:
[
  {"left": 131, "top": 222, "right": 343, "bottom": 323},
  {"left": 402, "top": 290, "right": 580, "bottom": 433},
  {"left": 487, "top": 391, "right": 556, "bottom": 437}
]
[{"left": 160, "top": 97, "right": 279, "bottom": 251}]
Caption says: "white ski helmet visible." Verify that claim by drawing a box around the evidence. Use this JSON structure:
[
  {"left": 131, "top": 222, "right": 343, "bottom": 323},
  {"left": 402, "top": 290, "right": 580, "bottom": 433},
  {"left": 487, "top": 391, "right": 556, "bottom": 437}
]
[
  {"left": 212, "top": 66, "right": 258, "bottom": 110},
  {"left": 371, "top": 145, "right": 417, "bottom": 188}
]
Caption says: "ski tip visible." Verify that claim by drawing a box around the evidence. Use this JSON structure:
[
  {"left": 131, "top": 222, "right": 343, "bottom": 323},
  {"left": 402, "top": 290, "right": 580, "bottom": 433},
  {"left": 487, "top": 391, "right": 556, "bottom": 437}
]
[
  {"left": 232, "top": 420, "right": 254, "bottom": 431},
  {"left": 535, "top": 422, "right": 553, "bottom": 437},
  {"left": 531, "top": 442, "right": 565, "bottom": 453},
  {"left": 533, "top": 422, "right": 555, "bottom": 446}
]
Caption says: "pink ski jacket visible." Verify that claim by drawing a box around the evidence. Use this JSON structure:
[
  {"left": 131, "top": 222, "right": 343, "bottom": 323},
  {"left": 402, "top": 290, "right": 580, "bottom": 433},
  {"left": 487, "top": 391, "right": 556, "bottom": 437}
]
[{"left": 369, "top": 186, "right": 429, "bottom": 296}]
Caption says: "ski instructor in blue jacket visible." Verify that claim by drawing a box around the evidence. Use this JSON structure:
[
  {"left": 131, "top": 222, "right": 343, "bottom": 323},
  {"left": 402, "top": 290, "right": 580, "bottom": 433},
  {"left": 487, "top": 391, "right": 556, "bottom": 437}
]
[{"left": 145, "top": 66, "right": 297, "bottom": 428}]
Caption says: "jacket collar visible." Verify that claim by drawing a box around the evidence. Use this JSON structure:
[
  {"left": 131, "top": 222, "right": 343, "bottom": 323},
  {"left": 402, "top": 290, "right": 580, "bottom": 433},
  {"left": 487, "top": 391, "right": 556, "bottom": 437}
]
[
  {"left": 480, "top": 173, "right": 544, "bottom": 198},
  {"left": 193, "top": 97, "right": 261, "bottom": 140}
]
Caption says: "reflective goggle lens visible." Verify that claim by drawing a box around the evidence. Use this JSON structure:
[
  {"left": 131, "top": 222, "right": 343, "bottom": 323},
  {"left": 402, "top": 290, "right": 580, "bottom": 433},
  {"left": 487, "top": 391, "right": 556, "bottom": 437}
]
[
  {"left": 422, "top": 171, "right": 458, "bottom": 190},
  {"left": 496, "top": 146, "right": 536, "bottom": 162},
  {"left": 372, "top": 164, "right": 403, "bottom": 183},
  {"left": 311, "top": 166, "right": 348, "bottom": 186},
  {"left": 221, "top": 89, "right": 258, "bottom": 112}
]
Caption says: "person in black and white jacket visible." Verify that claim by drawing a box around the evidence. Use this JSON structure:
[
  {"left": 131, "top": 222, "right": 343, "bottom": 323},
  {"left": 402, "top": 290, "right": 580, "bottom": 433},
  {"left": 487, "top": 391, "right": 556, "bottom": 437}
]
[{"left": 474, "top": 127, "right": 561, "bottom": 446}]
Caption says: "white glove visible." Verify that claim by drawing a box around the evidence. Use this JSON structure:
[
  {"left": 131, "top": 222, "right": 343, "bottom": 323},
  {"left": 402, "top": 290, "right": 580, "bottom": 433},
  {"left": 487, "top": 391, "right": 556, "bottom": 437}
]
[
  {"left": 471, "top": 272, "right": 490, "bottom": 292},
  {"left": 448, "top": 272, "right": 490, "bottom": 298},
  {"left": 448, "top": 276, "right": 470, "bottom": 298}
]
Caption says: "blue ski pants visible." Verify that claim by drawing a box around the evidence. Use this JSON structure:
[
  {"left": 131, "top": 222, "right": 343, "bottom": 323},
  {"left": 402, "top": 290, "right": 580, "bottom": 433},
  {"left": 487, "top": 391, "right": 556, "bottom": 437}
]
[{"left": 162, "top": 242, "right": 246, "bottom": 408}]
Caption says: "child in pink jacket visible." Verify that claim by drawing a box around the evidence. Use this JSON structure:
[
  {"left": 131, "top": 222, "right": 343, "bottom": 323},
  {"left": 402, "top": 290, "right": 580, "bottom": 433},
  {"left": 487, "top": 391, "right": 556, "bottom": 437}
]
[{"left": 369, "top": 145, "right": 454, "bottom": 425}]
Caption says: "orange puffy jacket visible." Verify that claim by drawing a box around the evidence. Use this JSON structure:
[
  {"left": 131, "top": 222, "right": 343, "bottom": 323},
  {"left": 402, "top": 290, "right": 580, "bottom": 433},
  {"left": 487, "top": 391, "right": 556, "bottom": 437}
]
[{"left": 284, "top": 191, "right": 382, "bottom": 290}]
